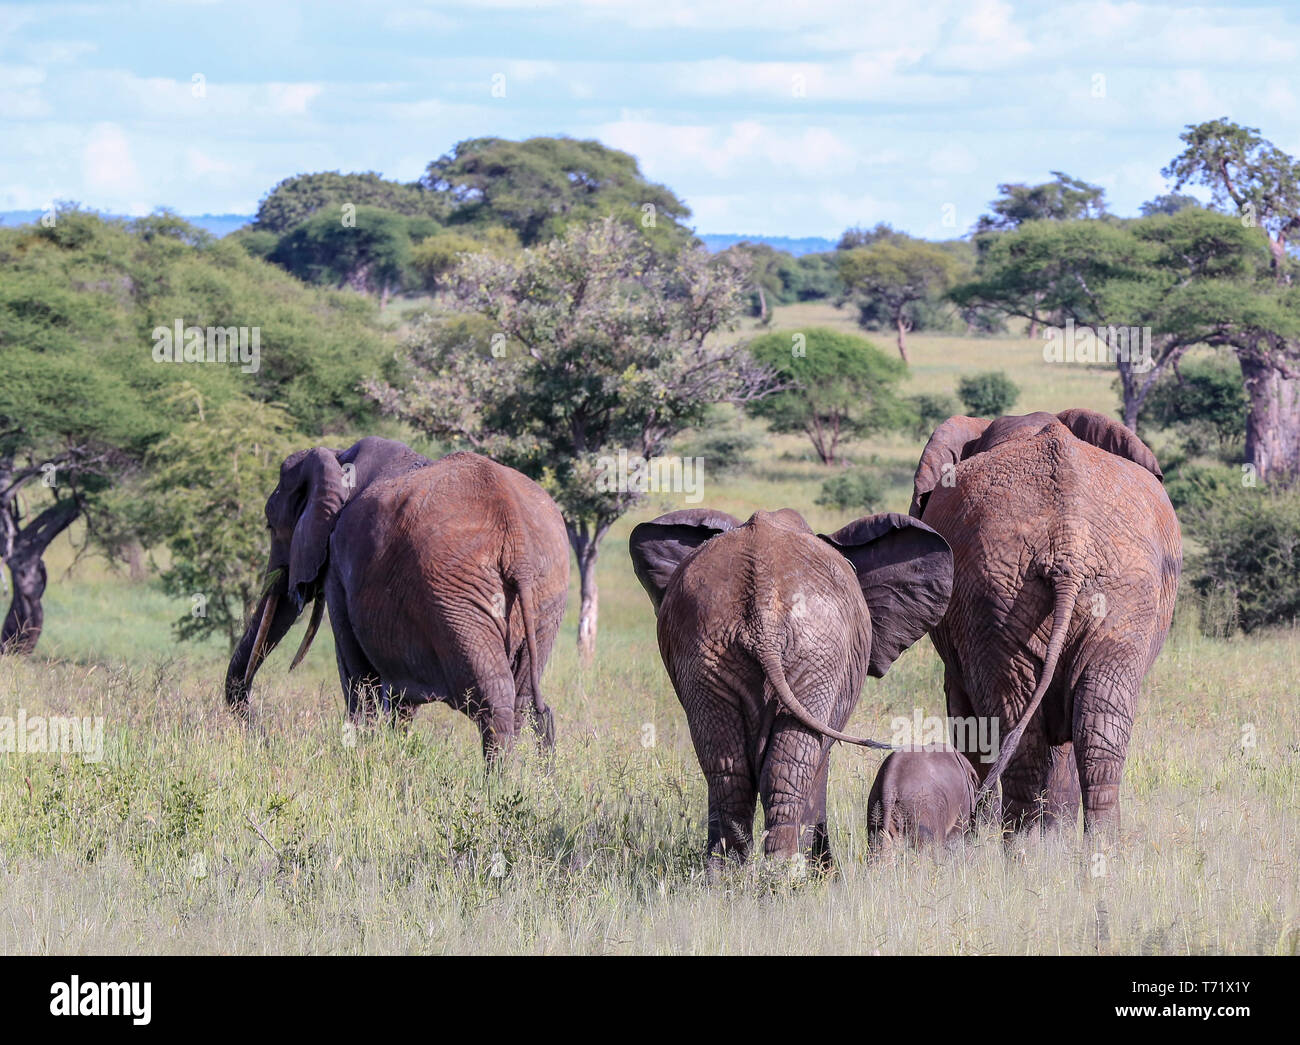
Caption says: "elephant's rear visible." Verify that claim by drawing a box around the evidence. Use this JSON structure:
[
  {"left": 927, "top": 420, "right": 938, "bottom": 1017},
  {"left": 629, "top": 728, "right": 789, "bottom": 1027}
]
[{"left": 335, "top": 452, "right": 568, "bottom": 720}]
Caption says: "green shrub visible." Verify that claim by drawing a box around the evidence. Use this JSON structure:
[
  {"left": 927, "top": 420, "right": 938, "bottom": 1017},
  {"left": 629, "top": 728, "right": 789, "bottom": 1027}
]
[
  {"left": 957, "top": 371, "right": 1019, "bottom": 417},
  {"left": 815, "top": 471, "right": 884, "bottom": 513},
  {"left": 676, "top": 412, "right": 758, "bottom": 477},
  {"left": 1140, "top": 354, "right": 1246, "bottom": 457},
  {"left": 1187, "top": 484, "right": 1300, "bottom": 636},
  {"left": 906, "top": 392, "right": 959, "bottom": 441}
]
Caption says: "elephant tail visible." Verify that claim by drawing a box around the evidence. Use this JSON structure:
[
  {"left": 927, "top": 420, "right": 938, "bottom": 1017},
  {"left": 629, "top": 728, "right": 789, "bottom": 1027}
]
[
  {"left": 975, "top": 572, "right": 1083, "bottom": 807},
  {"left": 514, "top": 576, "right": 554, "bottom": 744},
  {"left": 755, "top": 647, "right": 894, "bottom": 749}
]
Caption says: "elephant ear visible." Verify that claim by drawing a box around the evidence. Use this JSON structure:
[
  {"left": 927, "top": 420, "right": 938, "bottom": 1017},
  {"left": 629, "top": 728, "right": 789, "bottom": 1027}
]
[
  {"left": 1056, "top": 408, "right": 1164, "bottom": 480},
  {"left": 286, "top": 447, "right": 348, "bottom": 610},
  {"left": 628, "top": 508, "right": 740, "bottom": 613},
  {"left": 909, "top": 416, "right": 991, "bottom": 517},
  {"left": 819, "top": 513, "right": 954, "bottom": 678}
]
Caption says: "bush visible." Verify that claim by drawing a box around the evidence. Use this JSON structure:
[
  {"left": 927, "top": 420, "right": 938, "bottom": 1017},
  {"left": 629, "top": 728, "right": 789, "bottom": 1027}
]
[
  {"left": 1186, "top": 484, "right": 1300, "bottom": 636},
  {"left": 957, "top": 371, "right": 1019, "bottom": 417},
  {"left": 906, "top": 393, "right": 959, "bottom": 441},
  {"left": 1139, "top": 354, "right": 1246, "bottom": 458},
  {"left": 746, "top": 328, "right": 909, "bottom": 465},
  {"left": 815, "top": 471, "right": 884, "bottom": 513},
  {"left": 675, "top": 410, "right": 758, "bottom": 477}
]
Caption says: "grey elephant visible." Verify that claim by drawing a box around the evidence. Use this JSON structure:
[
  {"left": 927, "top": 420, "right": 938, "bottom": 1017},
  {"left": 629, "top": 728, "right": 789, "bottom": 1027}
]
[
  {"left": 909, "top": 409, "right": 1182, "bottom": 833},
  {"left": 225, "top": 438, "right": 570, "bottom": 761},
  {"left": 867, "top": 746, "right": 978, "bottom": 852},
  {"left": 629, "top": 507, "right": 952, "bottom": 873}
]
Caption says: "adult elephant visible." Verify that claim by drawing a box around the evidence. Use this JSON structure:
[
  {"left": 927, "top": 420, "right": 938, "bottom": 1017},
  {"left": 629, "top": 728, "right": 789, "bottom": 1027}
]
[
  {"left": 629, "top": 507, "right": 952, "bottom": 873},
  {"left": 909, "top": 409, "right": 1182, "bottom": 834},
  {"left": 225, "top": 438, "right": 569, "bottom": 760}
]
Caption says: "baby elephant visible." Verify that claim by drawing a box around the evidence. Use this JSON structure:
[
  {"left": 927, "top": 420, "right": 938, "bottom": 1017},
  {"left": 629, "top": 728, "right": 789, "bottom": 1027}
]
[{"left": 867, "top": 746, "right": 978, "bottom": 852}]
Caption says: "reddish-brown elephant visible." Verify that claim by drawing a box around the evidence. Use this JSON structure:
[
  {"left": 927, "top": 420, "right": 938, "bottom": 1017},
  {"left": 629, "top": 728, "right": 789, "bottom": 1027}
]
[
  {"left": 225, "top": 439, "right": 569, "bottom": 761},
  {"left": 629, "top": 507, "right": 952, "bottom": 874},
  {"left": 910, "top": 409, "right": 1182, "bottom": 834}
]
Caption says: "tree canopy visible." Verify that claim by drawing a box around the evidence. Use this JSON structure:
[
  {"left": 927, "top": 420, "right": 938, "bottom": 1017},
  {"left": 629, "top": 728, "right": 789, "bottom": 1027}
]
[{"left": 366, "top": 217, "right": 776, "bottom": 660}]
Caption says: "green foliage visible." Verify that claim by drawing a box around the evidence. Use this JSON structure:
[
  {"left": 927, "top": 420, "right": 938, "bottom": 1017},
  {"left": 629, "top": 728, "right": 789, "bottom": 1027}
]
[
  {"left": 746, "top": 328, "right": 909, "bottom": 464},
  {"left": 423, "top": 136, "right": 693, "bottom": 250},
  {"left": 133, "top": 387, "right": 297, "bottom": 647},
  {"left": 0, "top": 208, "right": 394, "bottom": 646},
  {"left": 722, "top": 244, "right": 843, "bottom": 317},
  {"left": 229, "top": 227, "right": 280, "bottom": 260},
  {"left": 269, "top": 205, "right": 416, "bottom": 296},
  {"left": 674, "top": 409, "right": 758, "bottom": 477},
  {"left": 1164, "top": 463, "right": 1244, "bottom": 519},
  {"left": 1141, "top": 354, "right": 1247, "bottom": 457},
  {"left": 253, "top": 171, "right": 445, "bottom": 233},
  {"left": 1140, "top": 193, "right": 1201, "bottom": 217},
  {"left": 957, "top": 371, "right": 1020, "bottom": 417},
  {"left": 1187, "top": 484, "right": 1300, "bottom": 636},
  {"left": 974, "top": 171, "right": 1108, "bottom": 236},
  {"left": 906, "top": 392, "right": 960, "bottom": 441},
  {"left": 367, "top": 217, "right": 774, "bottom": 647},
  {"left": 1163, "top": 118, "right": 1300, "bottom": 267},
  {"left": 814, "top": 470, "right": 884, "bottom": 513},
  {"left": 837, "top": 239, "right": 961, "bottom": 351}
]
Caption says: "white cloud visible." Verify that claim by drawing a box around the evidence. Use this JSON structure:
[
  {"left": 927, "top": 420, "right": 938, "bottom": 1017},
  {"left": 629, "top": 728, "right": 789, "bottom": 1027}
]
[
  {"left": 83, "top": 123, "right": 140, "bottom": 198},
  {"left": 267, "top": 83, "right": 322, "bottom": 115}
]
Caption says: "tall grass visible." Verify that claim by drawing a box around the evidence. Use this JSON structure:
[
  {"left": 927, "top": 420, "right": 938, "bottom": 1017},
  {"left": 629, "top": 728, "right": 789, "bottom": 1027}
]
[{"left": 2, "top": 315, "right": 1296, "bottom": 954}]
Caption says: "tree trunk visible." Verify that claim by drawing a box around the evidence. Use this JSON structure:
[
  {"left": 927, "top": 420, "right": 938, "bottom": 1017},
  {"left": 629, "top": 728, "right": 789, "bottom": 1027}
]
[
  {"left": 756, "top": 284, "right": 767, "bottom": 323},
  {"left": 1240, "top": 354, "right": 1300, "bottom": 483},
  {"left": 895, "top": 313, "right": 910, "bottom": 363},
  {"left": 576, "top": 541, "right": 598, "bottom": 665},
  {"left": 125, "top": 539, "right": 146, "bottom": 581},
  {"left": 1, "top": 498, "right": 80, "bottom": 655}
]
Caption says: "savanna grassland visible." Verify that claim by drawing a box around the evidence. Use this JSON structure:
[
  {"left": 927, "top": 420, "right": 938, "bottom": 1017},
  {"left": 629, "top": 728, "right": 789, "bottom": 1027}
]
[{"left": 2, "top": 306, "right": 1297, "bottom": 955}]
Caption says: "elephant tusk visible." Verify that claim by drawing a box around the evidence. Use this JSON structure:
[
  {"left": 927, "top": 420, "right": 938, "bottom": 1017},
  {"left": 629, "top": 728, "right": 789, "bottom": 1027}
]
[
  {"left": 244, "top": 591, "right": 279, "bottom": 689},
  {"left": 289, "top": 594, "right": 325, "bottom": 672}
]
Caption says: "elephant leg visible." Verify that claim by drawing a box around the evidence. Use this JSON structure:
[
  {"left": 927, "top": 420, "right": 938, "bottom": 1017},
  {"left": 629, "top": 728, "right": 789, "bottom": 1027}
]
[
  {"left": 510, "top": 600, "right": 560, "bottom": 749},
  {"left": 448, "top": 645, "right": 520, "bottom": 764},
  {"left": 704, "top": 767, "right": 757, "bottom": 875},
  {"left": 1042, "top": 741, "right": 1081, "bottom": 831},
  {"left": 325, "top": 578, "right": 381, "bottom": 722},
  {"left": 998, "top": 719, "right": 1052, "bottom": 835},
  {"left": 1072, "top": 657, "right": 1139, "bottom": 836},
  {"left": 759, "top": 718, "right": 826, "bottom": 867},
  {"left": 800, "top": 742, "right": 835, "bottom": 873}
]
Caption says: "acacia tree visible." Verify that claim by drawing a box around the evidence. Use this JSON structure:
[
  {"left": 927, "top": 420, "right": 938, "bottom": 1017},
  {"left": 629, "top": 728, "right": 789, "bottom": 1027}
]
[
  {"left": 837, "top": 239, "right": 959, "bottom": 361},
  {"left": 950, "top": 211, "right": 1273, "bottom": 432},
  {"left": 366, "top": 218, "right": 779, "bottom": 661},
  {"left": 972, "top": 171, "right": 1109, "bottom": 336},
  {"left": 1164, "top": 118, "right": 1300, "bottom": 480},
  {"left": 745, "top": 328, "right": 908, "bottom": 464}
]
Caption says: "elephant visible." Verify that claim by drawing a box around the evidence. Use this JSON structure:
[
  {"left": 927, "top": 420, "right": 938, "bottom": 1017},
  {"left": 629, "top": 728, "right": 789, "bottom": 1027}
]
[
  {"left": 866, "top": 746, "right": 978, "bottom": 852},
  {"left": 629, "top": 507, "right": 952, "bottom": 873},
  {"left": 909, "top": 409, "right": 1182, "bottom": 834},
  {"left": 225, "top": 438, "right": 570, "bottom": 761}
]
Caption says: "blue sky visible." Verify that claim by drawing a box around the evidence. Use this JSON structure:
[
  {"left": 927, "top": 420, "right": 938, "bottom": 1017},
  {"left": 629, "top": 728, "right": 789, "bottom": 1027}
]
[{"left": 3, "top": 0, "right": 1300, "bottom": 238}]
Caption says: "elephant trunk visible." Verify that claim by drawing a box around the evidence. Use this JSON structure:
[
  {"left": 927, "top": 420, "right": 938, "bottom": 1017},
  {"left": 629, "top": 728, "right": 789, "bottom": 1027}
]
[
  {"left": 975, "top": 573, "right": 1082, "bottom": 808},
  {"left": 225, "top": 573, "right": 300, "bottom": 717}
]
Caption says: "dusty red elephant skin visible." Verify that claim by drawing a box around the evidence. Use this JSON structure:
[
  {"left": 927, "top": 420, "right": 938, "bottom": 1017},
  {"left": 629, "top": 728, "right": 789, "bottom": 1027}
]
[
  {"left": 630, "top": 507, "right": 952, "bottom": 873},
  {"left": 911, "top": 409, "right": 1182, "bottom": 834},
  {"left": 226, "top": 439, "right": 569, "bottom": 762}
]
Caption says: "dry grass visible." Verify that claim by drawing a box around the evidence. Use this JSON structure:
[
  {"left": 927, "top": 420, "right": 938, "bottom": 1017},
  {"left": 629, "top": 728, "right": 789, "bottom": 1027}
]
[{"left": 2, "top": 308, "right": 1296, "bottom": 954}]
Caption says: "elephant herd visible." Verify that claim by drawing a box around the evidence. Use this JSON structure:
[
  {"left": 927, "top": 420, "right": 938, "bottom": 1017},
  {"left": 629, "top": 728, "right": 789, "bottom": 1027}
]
[{"left": 227, "top": 409, "right": 1182, "bottom": 873}]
